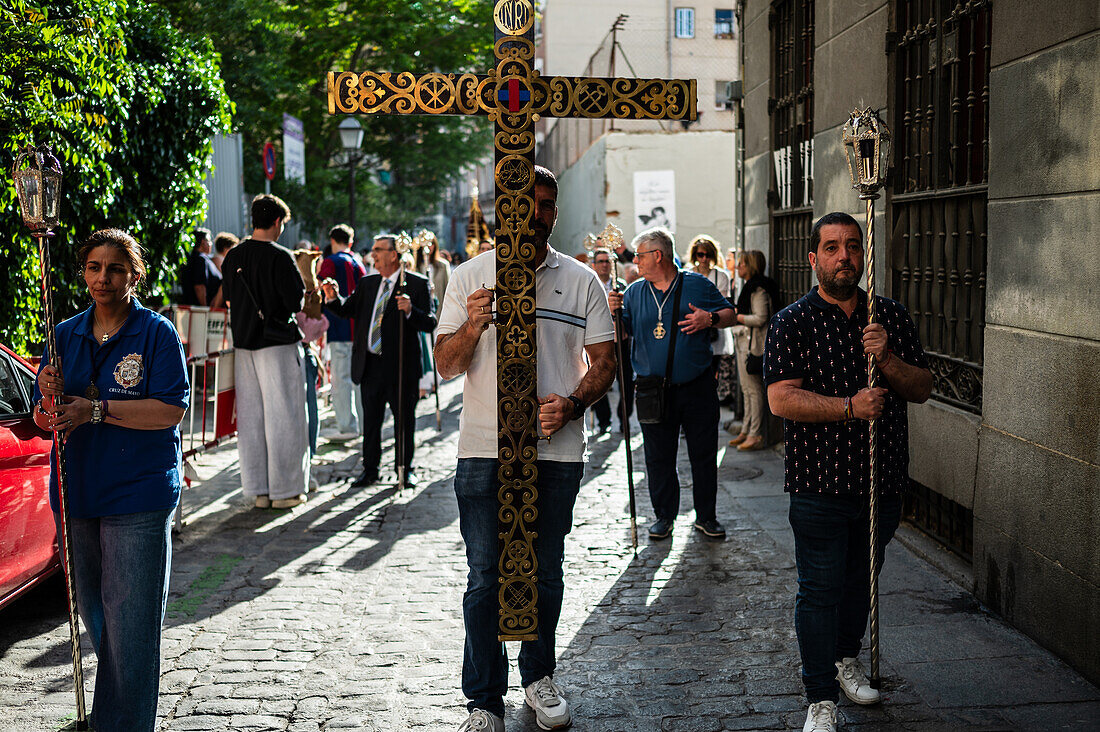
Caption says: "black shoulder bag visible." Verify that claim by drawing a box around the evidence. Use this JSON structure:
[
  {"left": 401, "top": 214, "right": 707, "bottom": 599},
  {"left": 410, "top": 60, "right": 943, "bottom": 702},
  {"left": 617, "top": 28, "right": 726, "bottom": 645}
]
[{"left": 634, "top": 276, "right": 683, "bottom": 424}]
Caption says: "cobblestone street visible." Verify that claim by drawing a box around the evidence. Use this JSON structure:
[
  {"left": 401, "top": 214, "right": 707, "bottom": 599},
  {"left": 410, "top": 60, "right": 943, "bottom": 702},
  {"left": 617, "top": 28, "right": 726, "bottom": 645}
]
[{"left": 1, "top": 380, "right": 1097, "bottom": 731}]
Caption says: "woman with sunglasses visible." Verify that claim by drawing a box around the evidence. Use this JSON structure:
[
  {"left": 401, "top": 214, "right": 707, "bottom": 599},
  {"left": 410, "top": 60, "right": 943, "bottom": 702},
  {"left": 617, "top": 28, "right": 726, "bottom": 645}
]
[{"left": 688, "top": 235, "right": 736, "bottom": 403}]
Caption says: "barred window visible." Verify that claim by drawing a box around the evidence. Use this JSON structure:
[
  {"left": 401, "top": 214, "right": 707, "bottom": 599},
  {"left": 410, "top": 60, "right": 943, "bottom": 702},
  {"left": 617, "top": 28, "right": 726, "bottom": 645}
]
[
  {"left": 675, "top": 8, "right": 696, "bottom": 39},
  {"left": 890, "top": 0, "right": 991, "bottom": 413},
  {"left": 769, "top": 0, "right": 814, "bottom": 307}
]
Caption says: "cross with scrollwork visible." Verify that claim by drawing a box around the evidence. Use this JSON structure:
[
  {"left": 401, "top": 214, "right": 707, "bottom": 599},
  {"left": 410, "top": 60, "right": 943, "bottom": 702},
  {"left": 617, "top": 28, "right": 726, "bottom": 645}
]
[{"left": 328, "top": 0, "right": 696, "bottom": 642}]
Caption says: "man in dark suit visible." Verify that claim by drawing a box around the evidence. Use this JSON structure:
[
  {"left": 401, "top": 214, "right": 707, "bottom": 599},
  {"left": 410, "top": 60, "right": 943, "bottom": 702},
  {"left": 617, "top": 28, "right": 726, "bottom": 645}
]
[{"left": 322, "top": 234, "right": 436, "bottom": 487}]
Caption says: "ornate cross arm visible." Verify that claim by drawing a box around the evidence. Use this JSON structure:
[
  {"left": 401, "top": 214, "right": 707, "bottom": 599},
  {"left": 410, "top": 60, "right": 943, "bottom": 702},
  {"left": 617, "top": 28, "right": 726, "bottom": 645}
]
[{"left": 328, "top": 71, "right": 697, "bottom": 122}]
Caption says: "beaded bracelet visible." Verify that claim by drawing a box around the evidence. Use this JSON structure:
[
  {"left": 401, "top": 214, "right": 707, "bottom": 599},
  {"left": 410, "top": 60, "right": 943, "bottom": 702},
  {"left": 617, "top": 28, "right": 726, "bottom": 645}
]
[{"left": 843, "top": 396, "right": 853, "bottom": 421}]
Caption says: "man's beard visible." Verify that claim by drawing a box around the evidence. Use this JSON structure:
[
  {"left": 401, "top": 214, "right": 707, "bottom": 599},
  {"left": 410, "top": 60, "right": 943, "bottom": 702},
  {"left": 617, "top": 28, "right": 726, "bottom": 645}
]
[
  {"left": 816, "top": 264, "right": 862, "bottom": 300},
  {"left": 533, "top": 223, "right": 550, "bottom": 248}
]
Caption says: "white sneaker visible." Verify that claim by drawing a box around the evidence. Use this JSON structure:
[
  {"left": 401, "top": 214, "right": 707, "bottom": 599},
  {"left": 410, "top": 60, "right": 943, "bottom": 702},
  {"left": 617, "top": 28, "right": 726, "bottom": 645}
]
[
  {"left": 803, "top": 701, "right": 837, "bottom": 732},
  {"left": 524, "top": 676, "right": 571, "bottom": 730},
  {"left": 835, "top": 657, "right": 881, "bottom": 705},
  {"left": 458, "top": 709, "right": 503, "bottom": 732}
]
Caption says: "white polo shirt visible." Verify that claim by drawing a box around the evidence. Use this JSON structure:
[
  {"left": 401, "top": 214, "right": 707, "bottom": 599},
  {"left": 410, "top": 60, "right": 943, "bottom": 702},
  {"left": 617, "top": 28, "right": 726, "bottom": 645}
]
[{"left": 437, "top": 246, "right": 615, "bottom": 462}]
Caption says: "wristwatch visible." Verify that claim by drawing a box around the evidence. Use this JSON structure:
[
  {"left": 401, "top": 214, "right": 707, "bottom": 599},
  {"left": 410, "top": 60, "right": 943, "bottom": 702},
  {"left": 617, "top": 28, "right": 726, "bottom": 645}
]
[
  {"left": 566, "top": 395, "right": 585, "bottom": 421},
  {"left": 90, "top": 399, "right": 104, "bottom": 424}
]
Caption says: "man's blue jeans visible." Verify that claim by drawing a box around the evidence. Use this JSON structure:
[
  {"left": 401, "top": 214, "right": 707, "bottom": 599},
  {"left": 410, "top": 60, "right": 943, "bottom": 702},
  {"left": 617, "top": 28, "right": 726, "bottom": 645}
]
[
  {"left": 788, "top": 492, "right": 901, "bottom": 704},
  {"left": 57, "top": 508, "right": 174, "bottom": 732},
  {"left": 454, "top": 458, "right": 583, "bottom": 717}
]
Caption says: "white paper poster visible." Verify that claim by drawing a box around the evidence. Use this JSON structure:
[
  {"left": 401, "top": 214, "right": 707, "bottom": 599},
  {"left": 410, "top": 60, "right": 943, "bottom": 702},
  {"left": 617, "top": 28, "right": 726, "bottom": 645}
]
[
  {"left": 633, "top": 170, "right": 676, "bottom": 236},
  {"left": 282, "top": 113, "right": 306, "bottom": 185}
]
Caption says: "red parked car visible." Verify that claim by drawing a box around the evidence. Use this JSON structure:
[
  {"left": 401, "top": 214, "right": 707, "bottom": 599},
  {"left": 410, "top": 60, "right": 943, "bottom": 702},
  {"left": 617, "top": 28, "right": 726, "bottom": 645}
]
[{"left": 0, "top": 343, "right": 59, "bottom": 610}]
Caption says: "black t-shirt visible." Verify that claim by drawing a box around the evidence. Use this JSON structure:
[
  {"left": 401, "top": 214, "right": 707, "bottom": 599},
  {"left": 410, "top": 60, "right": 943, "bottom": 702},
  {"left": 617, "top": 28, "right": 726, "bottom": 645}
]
[
  {"left": 221, "top": 239, "right": 305, "bottom": 350},
  {"left": 180, "top": 251, "right": 220, "bottom": 306},
  {"left": 763, "top": 286, "right": 928, "bottom": 497}
]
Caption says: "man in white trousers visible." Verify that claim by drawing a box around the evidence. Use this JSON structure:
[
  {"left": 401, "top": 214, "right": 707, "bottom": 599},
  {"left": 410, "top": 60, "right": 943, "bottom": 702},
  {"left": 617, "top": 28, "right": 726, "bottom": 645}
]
[{"left": 221, "top": 194, "right": 310, "bottom": 509}]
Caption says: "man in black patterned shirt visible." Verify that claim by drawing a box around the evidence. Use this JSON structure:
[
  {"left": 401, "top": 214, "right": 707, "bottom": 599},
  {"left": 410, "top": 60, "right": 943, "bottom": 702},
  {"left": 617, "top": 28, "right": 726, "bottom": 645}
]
[{"left": 764, "top": 212, "right": 932, "bottom": 732}]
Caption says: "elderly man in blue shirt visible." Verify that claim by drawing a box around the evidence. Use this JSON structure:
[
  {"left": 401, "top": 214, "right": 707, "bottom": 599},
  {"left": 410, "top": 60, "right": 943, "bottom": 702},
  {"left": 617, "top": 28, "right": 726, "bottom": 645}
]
[{"left": 608, "top": 227, "right": 737, "bottom": 541}]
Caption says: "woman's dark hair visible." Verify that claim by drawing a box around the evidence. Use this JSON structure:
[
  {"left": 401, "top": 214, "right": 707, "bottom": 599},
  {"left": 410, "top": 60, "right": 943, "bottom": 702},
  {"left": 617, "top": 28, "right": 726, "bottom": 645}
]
[
  {"left": 809, "top": 212, "right": 863, "bottom": 253},
  {"left": 689, "top": 234, "right": 720, "bottom": 264},
  {"left": 78, "top": 228, "right": 147, "bottom": 285}
]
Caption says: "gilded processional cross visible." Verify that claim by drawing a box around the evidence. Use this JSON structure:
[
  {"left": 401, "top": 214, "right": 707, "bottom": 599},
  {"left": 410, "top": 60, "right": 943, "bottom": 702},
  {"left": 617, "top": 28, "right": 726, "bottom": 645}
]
[{"left": 328, "top": 0, "right": 696, "bottom": 641}]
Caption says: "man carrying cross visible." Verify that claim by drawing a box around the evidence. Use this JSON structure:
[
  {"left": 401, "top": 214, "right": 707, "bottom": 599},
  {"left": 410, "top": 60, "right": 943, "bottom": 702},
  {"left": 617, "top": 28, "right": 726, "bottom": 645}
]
[{"left": 436, "top": 166, "right": 615, "bottom": 731}]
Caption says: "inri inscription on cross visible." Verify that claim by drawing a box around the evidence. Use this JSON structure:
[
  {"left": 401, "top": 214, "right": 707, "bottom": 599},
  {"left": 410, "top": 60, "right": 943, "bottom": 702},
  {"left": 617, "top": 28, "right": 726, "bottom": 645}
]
[{"left": 328, "top": 0, "right": 696, "bottom": 641}]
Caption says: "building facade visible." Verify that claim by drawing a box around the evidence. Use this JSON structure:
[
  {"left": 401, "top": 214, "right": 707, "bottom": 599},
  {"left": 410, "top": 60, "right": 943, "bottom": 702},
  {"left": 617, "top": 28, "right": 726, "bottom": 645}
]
[
  {"left": 741, "top": 0, "right": 1099, "bottom": 683},
  {"left": 537, "top": 0, "right": 741, "bottom": 255}
]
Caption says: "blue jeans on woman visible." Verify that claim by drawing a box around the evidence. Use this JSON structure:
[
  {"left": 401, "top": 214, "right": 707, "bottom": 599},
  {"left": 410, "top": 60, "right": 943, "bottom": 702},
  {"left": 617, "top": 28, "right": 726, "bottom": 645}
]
[
  {"left": 788, "top": 492, "right": 901, "bottom": 704},
  {"left": 454, "top": 458, "right": 583, "bottom": 718},
  {"left": 57, "top": 508, "right": 174, "bottom": 732}
]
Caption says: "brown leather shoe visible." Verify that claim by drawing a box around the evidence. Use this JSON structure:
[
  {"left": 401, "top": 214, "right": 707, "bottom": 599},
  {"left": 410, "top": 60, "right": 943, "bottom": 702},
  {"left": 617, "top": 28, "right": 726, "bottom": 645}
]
[
  {"left": 729, "top": 433, "right": 748, "bottom": 446},
  {"left": 738, "top": 436, "right": 765, "bottom": 451}
]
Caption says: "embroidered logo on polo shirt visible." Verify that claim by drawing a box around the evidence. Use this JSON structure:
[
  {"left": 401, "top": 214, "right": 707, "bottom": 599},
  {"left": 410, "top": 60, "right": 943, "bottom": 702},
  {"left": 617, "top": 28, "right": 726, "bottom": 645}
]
[{"left": 114, "top": 353, "right": 143, "bottom": 388}]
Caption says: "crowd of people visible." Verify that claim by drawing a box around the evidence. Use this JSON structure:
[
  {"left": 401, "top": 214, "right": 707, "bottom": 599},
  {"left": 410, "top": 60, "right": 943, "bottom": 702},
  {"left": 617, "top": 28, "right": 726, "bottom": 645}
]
[{"left": 33, "top": 173, "right": 932, "bottom": 732}]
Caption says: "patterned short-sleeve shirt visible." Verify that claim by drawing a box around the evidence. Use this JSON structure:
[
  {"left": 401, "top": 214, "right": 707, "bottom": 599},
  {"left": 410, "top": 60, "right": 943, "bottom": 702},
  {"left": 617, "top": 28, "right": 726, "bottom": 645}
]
[{"left": 764, "top": 286, "right": 928, "bottom": 497}]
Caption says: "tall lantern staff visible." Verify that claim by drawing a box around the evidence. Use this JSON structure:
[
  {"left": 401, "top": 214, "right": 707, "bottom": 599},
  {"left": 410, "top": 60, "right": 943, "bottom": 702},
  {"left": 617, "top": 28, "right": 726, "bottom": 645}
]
[
  {"left": 841, "top": 108, "right": 892, "bottom": 690},
  {"left": 13, "top": 144, "right": 89, "bottom": 729},
  {"left": 586, "top": 223, "right": 638, "bottom": 551},
  {"left": 413, "top": 230, "right": 443, "bottom": 431},
  {"left": 393, "top": 232, "right": 421, "bottom": 493}
]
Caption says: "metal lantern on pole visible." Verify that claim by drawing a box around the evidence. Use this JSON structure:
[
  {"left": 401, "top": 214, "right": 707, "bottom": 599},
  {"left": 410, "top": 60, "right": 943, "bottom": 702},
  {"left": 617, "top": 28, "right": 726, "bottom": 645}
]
[
  {"left": 841, "top": 107, "right": 892, "bottom": 690},
  {"left": 12, "top": 144, "right": 89, "bottom": 730},
  {"left": 338, "top": 117, "right": 364, "bottom": 231},
  {"left": 13, "top": 145, "right": 63, "bottom": 232},
  {"left": 595, "top": 222, "right": 638, "bottom": 552}
]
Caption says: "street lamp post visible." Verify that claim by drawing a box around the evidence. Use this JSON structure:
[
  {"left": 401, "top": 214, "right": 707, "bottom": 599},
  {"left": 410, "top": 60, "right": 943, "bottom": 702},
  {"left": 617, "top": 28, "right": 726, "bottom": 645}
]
[
  {"left": 841, "top": 107, "right": 893, "bottom": 690},
  {"left": 12, "top": 143, "right": 89, "bottom": 730},
  {"left": 338, "top": 117, "right": 364, "bottom": 230}
]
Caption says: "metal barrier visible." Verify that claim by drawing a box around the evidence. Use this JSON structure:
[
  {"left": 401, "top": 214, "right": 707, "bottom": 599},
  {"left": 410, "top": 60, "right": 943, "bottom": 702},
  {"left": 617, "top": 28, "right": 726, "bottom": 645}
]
[{"left": 163, "top": 306, "right": 237, "bottom": 531}]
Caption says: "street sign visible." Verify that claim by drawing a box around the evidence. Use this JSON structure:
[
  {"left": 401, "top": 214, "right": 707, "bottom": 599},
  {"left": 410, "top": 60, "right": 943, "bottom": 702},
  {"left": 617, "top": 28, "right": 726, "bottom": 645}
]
[
  {"left": 282, "top": 114, "right": 305, "bottom": 184},
  {"left": 262, "top": 142, "right": 276, "bottom": 181}
]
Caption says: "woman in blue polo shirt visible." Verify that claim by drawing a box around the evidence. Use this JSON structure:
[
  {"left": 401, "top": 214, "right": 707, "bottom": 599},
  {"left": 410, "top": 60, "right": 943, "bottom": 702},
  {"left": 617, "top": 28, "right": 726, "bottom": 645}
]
[{"left": 34, "top": 228, "right": 189, "bottom": 732}]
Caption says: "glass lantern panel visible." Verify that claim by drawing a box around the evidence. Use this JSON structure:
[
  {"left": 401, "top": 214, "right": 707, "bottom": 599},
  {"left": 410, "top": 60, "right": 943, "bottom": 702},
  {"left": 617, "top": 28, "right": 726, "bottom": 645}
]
[
  {"left": 19, "top": 173, "right": 42, "bottom": 223},
  {"left": 43, "top": 175, "right": 61, "bottom": 221}
]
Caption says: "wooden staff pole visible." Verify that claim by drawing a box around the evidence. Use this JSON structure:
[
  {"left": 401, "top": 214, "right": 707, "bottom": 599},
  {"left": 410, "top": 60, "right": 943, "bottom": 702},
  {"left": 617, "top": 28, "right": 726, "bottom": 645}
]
[
  {"left": 862, "top": 193, "right": 882, "bottom": 689},
  {"left": 37, "top": 232, "right": 89, "bottom": 729}
]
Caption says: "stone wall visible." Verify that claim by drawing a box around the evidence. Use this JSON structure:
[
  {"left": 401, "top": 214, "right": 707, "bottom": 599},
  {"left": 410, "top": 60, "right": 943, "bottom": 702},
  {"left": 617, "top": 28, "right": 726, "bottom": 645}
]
[
  {"left": 741, "top": 0, "right": 1100, "bottom": 683},
  {"left": 975, "top": 2, "right": 1099, "bottom": 682}
]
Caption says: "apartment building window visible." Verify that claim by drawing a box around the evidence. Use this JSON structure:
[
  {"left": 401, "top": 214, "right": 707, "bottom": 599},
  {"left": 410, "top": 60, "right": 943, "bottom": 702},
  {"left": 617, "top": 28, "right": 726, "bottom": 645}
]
[
  {"left": 715, "top": 9, "right": 735, "bottom": 39},
  {"left": 675, "top": 7, "right": 695, "bottom": 38},
  {"left": 715, "top": 80, "right": 738, "bottom": 110},
  {"left": 889, "top": 0, "right": 991, "bottom": 413},
  {"left": 769, "top": 0, "right": 815, "bottom": 307}
]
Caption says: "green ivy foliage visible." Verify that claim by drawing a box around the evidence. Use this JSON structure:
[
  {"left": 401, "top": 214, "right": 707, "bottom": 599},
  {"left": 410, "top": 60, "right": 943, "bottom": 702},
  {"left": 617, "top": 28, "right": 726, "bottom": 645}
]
[{"left": 0, "top": 0, "right": 231, "bottom": 357}]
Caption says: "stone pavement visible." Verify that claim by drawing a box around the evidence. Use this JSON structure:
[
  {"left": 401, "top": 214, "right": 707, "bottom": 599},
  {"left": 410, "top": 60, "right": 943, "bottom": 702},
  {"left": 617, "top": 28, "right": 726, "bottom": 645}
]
[{"left": 0, "top": 378, "right": 1097, "bottom": 731}]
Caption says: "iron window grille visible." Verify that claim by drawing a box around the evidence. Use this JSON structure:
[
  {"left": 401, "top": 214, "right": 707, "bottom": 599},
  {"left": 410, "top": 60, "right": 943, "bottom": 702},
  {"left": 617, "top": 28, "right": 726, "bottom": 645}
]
[
  {"left": 889, "top": 0, "right": 991, "bottom": 413},
  {"left": 903, "top": 479, "right": 974, "bottom": 561},
  {"left": 769, "top": 0, "right": 814, "bottom": 307}
]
